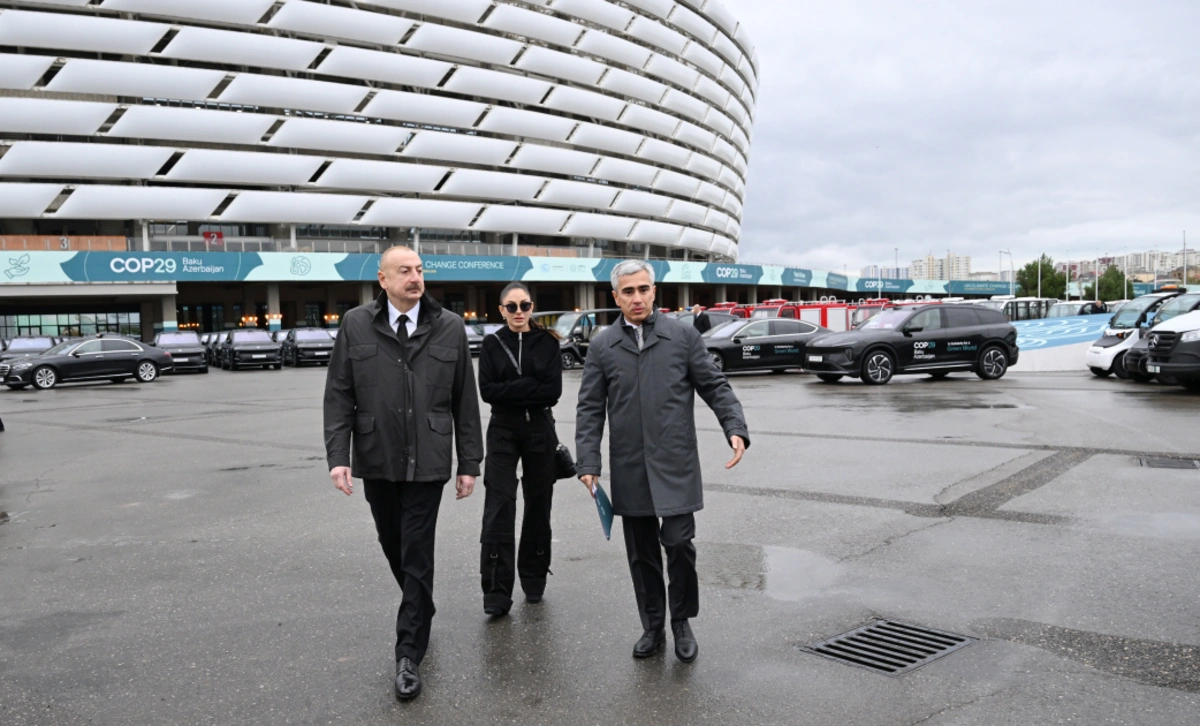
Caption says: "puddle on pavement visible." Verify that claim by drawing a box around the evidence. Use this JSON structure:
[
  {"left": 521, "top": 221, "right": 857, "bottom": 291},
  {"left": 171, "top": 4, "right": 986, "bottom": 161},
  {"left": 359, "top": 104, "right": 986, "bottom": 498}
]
[
  {"left": 701, "top": 543, "right": 841, "bottom": 601},
  {"left": 815, "top": 391, "right": 1026, "bottom": 414},
  {"left": 0, "top": 511, "right": 9, "bottom": 524},
  {"left": 1100, "top": 513, "right": 1200, "bottom": 540}
]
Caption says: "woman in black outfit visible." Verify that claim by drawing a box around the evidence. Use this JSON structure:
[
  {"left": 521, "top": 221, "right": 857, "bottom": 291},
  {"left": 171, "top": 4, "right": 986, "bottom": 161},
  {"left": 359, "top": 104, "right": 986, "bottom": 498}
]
[{"left": 478, "top": 282, "right": 563, "bottom": 616}]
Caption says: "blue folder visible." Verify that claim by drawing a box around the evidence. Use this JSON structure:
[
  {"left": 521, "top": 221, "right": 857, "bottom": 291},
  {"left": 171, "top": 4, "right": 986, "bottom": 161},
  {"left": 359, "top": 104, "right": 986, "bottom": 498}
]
[{"left": 592, "top": 482, "right": 614, "bottom": 540}]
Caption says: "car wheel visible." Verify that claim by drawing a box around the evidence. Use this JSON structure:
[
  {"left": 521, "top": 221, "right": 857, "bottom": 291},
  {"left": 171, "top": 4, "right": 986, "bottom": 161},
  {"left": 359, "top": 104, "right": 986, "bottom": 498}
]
[
  {"left": 1129, "top": 371, "right": 1154, "bottom": 383},
  {"left": 928, "top": 371, "right": 950, "bottom": 379},
  {"left": 976, "top": 346, "right": 1009, "bottom": 380},
  {"left": 710, "top": 352, "right": 725, "bottom": 372},
  {"left": 561, "top": 352, "right": 578, "bottom": 370},
  {"left": 816, "top": 374, "right": 843, "bottom": 384},
  {"left": 1090, "top": 367, "right": 1113, "bottom": 378},
  {"left": 136, "top": 361, "right": 159, "bottom": 383},
  {"left": 229, "top": 359, "right": 239, "bottom": 371},
  {"left": 1112, "top": 352, "right": 1131, "bottom": 380},
  {"left": 32, "top": 365, "right": 58, "bottom": 390},
  {"left": 861, "top": 350, "right": 894, "bottom": 385}
]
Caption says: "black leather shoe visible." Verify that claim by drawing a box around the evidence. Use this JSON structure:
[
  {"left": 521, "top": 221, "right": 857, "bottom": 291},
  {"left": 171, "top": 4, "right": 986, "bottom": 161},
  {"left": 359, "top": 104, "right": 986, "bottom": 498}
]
[
  {"left": 395, "top": 657, "right": 421, "bottom": 700},
  {"left": 672, "top": 620, "right": 698, "bottom": 663},
  {"left": 484, "top": 605, "right": 509, "bottom": 617},
  {"left": 525, "top": 593, "right": 543, "bottom": 604},
  {"left": 632, "top": 628, "right": 666, "bottom": 658}
]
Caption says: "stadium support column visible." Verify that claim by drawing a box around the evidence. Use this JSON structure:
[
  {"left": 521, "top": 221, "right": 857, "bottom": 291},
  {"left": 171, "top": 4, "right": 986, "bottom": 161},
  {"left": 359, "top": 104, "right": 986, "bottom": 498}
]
[
  {"left": 243, "top": 289, "right": 257, "bottom": 327},
  {"left": 747, "top": 285, "right": 759, "bottom": 304},
  {"left": 289, "top": 225, "right": 297, "bottom": 250},
  {"left": 267, "top": 283, "right": 281, "bottom": 331},
  {"left": 679, "top": 284, "right": 691, "bottom": 310},
  {"left": 160, "top": 294, "right": 178, "bottom": 332},
  {"left": 141, "top": 221, "right": 150, "bottom": 252},
  {"left": 326, "top": 288, "right": 338, "bottom": 327},
  {"left": 511, "top": 232, "right": 518, "bottom": 256},
  {"left": 576, "top": 282, "right": 595, "bottom": 310},
  {"left": 413, "top": 229, "right": 421, "bottom": 255},
  {"left": 360, "top": 282, "right": 375, "bottom": 306},
  {"left": 715, "top": 284, "right": 728, "bottom": 303}
]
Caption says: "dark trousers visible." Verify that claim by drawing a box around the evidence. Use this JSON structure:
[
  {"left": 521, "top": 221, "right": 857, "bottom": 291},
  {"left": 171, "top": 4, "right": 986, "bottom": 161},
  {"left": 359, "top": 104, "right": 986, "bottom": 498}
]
[
  {"left": 480, "top": 412, "right": 556, "bottom": 610},
  {"left": 363, "top": 479, "right": 444, "bottom": 665},
  {"left": 622, "top": 514, "right": 699, "bottom": 631}
]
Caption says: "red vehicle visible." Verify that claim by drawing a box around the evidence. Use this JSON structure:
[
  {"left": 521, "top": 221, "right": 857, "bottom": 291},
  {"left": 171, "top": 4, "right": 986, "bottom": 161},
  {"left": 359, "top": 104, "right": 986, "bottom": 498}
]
[{"left": 751, "top": 301, "right": 853, "bottom": 332}]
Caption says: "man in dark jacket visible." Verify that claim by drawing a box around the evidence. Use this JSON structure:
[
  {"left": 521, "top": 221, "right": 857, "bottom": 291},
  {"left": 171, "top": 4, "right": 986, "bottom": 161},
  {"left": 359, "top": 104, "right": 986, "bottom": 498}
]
[
  {"left": 324, "top": 246, "right": 483, "bottom": 701},
  {"left": 576, "top": 260, "right": 749, "bottom": 664}
]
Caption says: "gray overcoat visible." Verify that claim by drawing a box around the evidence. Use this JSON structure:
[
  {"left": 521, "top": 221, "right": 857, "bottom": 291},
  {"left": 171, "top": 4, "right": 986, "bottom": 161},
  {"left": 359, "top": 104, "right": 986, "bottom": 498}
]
[{"left": 575, "top": 312, "right": 750, "bottom": 517}]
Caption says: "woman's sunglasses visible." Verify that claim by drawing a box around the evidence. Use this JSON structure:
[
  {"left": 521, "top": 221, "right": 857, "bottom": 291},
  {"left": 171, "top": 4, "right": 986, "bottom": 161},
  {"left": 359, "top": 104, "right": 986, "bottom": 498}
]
[{"left": 503, "top": 301, "right": 533, "bottom": 313}]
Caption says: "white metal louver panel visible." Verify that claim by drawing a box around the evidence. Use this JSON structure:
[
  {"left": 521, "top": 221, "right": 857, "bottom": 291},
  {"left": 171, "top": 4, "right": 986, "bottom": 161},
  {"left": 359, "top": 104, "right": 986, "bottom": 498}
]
[
  {"left": 363, "top": 91, "right": 486, "bottom": 130},
  {"left": 711, "top": 137, "right": 737, "bottom": 166},
  {"left": 443, "top": 68, "right": 551, "bottom": 106},
  {"left": 167, "top": 150, "right": 325, "bottom": 186},
  {"left": 666, "top": 200, "right": 708, "bottom": 225},
  {"left": 478, "top": 107, "right": 576, "bottom": 143},
  {"left": 404, "top": 23, "right": 522, "bottom": 66},
  {"left": 730, "top": 125, "right": 751, "bottom": 154},
  {"left": 701, "top": 0, "right": 740, "bottom": 37},
  {"left": 269, "top": 1, "right": 414, "bottom": 46},
  {"left": 716, "top": 164, "right": 740, "bottom": 193},
  {"left": 162, "top": 27, "right": 324, "bottom": 72},
  {"left": 674, "top": 121, "right": 717, "bottom": 152},
  {"left": 598, "top": 68, "right": 667, "bottom": 105},
  {"left": 108, "top": 106, "right": 277, "bottom": 146},
  {"left": 484, "top": 4, "right": 584, "bottom": 48},
  {"left": 363, "top": 0, "right": 491, "bottom": 25},
  {"left": 725, "top": 96, "right": 749, "bottom": 126},
  {"left": 653, "top": 169, "right": 700, "bottom": 197},
  {"left": 0, "top": 183, "right": 62, "bottom": 217},
  {"left": 694, "top": 75, "right": 730, "bottom": 109},
  {"left": 536, "top": 179, "right": 619, "bottom": 209},
  {"left": 0, "top": 54, "right": 54, "bottom": 90},
  {"left": 685, "top": 153, "right": 722, "bottom": 181},
  {"left": 593, "top": 157, "right": 658, "bottom": 187},
  {"left": 542, "top": 87, "right": 626, "bottom": 122},
  {"left": 737, "top": 53, "right": 756, "bottom": 86},
  {"left": 402, "top": 132, "right": 517, "bottom": 166},
  {"left": 570, "top": 123, "right": 645, "bottom": 156},
  {"left": 561, "top": 213, "right": 636, "bottom": 240},
  {"left": 720, "top": 63, "right": 746, "bottom": 96},
  {"left": 670, "top": 6, "right": 717, "bottom": 44},
  {"left": 17, "top": 0, "right": 91, "bottom": 6},
  {"left": 218, "top": 75, "right": 370, "bottom": 115},
  {"left": 681, "top": 41, "right": 723, "bottom": 78},
  {"left": 0, "top": 142, "right": 173, "bottom": 180},
  {"left": 576, "top": 30, "right": 653, "bottom": 69},
  {"left": 629, "top": 220, "right": 682, "bottom": 245},
  {"left": 644, "top": 54, "right": 700, "bottom": 91},
  {"left": 661, "top": 89, "right": 709, "bottom": 124},
  {"left": 515, "top": 46, "right": 607, "bottom": 87},
  {"left": 100, "top": 0, "right": 275, "bottom": 25},
  {"left": 360, "top": 198, "right": 483, "bottom": 228},
  {"left": 739, "top": 81, "right": 756, "bottom": 113},
  {"left": 726, "top": 217, "right": 741, "bottom": 239},
  {"left": 703, "top": 209, "right": 730, "bottom": 232},
  {"left": 549, "top": 0, "right": 633, "bottom": 32},
  {"left": 624, "top": 0, "right": 673, "bottom": 19},
  {"left": 473, "top": 206, "right": 570, "bottom": 235},
  {"left": 638, "top": 138, "right": 692, "bottom": 169},
  {"left": 47, "top": 60, "right": 225, "bottom": 101},
  {"left": 221, "top": 192, "right": 368, "bottom": 225},
  {"left": 695, "top": 181, "right": 725, "bottom": 207},
  {"left": 439, "top": 170, "right": 546, "bottom": 202},
  {"left": 317, "top": 47, "right": 452, "bottom": 91},
  {"left": 269, "top": 118, "right": 411, "bottom": 155},
  {"left": 729, "top": 173, "right": 746, "bottom": 199},
  {"left": 620, "top": 105, "right": 679, "bottom": 138},
  {"left": 55, "top": 186, "right": 227, "bottom": 220},
  {"left": 611, "top": 189, "right": 671, "bottom": 217},
  {"left": 721, "top": 192, "right": 742, "bottom": 219},
  {"left": 0, "top": 11, "right": 169, "bottom": 56},
  {"left": 0, "top": 98, "right": 115, "bottom": 136},
  {"left": 730, "top": 150, "right": 748, "bottom": 177},
  {"left": 711, "top": 31, "right": 742, "bottom": 68},
  {"left": 509, "top": 145, "right": 600, "bottom": 176},
  {"left": 315, "top": 160, "right": 449, "bottom": 194},
  {"left": 735, "top": 25, "right": 755, "bottom": 59},
  {"left": 626, "top": 17, "right": 688, "bottom": 57},
  {"left": 702, "top": 107, "right": 736, "bottom": 137},
  {"left": 679, "top": 226, "right": 714, "bottom": 251}
]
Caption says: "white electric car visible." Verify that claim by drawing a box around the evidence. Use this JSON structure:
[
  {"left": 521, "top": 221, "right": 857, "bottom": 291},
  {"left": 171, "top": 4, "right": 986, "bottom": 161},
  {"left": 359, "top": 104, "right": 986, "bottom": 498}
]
[{"left": 1085, "top": 289, "right": 1185, "bottom": 378}]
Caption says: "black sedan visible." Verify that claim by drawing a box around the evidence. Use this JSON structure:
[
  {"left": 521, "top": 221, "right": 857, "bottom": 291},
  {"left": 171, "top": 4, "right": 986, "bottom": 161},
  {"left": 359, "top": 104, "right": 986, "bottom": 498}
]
[
  {"left": 2, "top": 335, "right": 172, "bottom": 390},
  {"left": 804, "top": 304, "right": 1019, "bottom": 385},
  {"left": 465, "top": 321, "right": 484, "bottom": 356},
  {"left": 219, "top": 329, "right": 282, "bottom": 371},
  {"left": 152, "top": 330, "right": 208, "bottom": 373},
  {"left": 706, "top": 318, "right": 829, "bottom": 373},
  {"left": 281, "top": 328, "right": 334, "bottom": 367},
  {"left": 0, "top": 336, "right": 56, "bottom": 367}
]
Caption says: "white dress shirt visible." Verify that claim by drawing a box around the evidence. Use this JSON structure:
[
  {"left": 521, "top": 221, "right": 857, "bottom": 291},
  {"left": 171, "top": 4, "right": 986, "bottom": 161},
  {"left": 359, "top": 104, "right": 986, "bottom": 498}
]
[{"left": 387, "top": 298, "right": 420, "bottom": 336}]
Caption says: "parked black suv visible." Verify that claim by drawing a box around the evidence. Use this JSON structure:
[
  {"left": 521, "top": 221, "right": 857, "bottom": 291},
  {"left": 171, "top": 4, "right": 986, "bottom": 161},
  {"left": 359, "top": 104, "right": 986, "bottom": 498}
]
[
  {"left": 804, "top": 304, "right": 1019, "bottom": 385},
  {"left": 281, "top": 328, "right": 334, "bottom": 367},
  {"left": 2, "top": 335, "right": 172, "bottom": 390},
  {"left": 152, "top": 330, "right": 208, "bottom": 373},
  {"left": 219, "top": 329, "right": 282, "bottom": 370}
]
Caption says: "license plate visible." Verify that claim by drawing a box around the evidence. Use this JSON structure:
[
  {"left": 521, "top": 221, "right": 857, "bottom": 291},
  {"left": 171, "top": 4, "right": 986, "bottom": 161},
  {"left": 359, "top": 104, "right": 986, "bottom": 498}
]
[
  {"left": 1148, "top": 364, "right": 1160, "bottom": 373},
  {"left": 175, "top": 357, "right": 188, "bottom": 362},
  {"left": 808, "top": 355, "right": 823, "bottom": 362},
  {"left": 252, "top": 354, "right": 267, "bottom": 359},
  {"left": 316, "top": 351, "right": 329, "bottom": 356}
]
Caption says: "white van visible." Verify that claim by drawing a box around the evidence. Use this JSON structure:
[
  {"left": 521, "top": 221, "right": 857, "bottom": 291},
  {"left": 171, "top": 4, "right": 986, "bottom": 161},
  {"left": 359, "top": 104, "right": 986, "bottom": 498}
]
[
  {"left": 1085, "top": 291, "right": 1183, "bottom": 378},
  {"left": 1145, "top": 309, "right": 1200, "bottom": 391}
]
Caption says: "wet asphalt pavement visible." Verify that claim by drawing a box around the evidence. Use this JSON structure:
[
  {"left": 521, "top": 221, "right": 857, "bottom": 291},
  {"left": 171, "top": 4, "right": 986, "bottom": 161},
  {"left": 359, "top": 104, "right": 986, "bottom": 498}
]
[{"left": 1, "top": 366, "right": 1199, "bottom": 725}]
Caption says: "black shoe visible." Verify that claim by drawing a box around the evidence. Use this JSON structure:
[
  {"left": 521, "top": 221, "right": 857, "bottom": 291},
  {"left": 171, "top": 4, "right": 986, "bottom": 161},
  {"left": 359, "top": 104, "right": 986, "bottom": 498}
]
[
  {"left": 484, "top": 604, "right": 509, "bottom": 617},
  {"left": 672, "top": 620, "right": 698, "bottom": 663},
  {"left": 632, "top": 628, "right": 666, "bottom": 658},
  {"left": 394, "top": 657, "right": 421, "bottom": 701},
  {"left": 525, "top": 593, "right": 543, "bottom": 604}
]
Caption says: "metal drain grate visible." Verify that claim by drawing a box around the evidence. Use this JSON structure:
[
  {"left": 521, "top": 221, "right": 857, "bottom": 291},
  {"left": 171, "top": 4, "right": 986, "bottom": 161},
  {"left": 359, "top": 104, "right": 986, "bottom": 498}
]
[
  {"left": 801, "top": 620, "right": 975, "bottom": 675},
  {"left": 1140, "top": 457, "right": 1200, "bottom": 470}
]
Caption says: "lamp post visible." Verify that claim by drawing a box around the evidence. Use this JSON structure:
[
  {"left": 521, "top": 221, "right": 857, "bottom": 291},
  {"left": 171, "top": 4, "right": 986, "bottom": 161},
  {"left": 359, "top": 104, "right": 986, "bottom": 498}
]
[
  {"left": 1038, "top": 254, "right": 1042, "bottom": 299},
  {"left": 999, "top": 250, "right": 1014, "bottom": 296}
]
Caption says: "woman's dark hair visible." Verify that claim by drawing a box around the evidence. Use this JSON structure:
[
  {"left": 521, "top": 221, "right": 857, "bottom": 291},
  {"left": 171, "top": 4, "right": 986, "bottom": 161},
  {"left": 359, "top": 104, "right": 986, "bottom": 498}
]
[{"left": 499, "top": 282, "right": 560, "bottom": 339}]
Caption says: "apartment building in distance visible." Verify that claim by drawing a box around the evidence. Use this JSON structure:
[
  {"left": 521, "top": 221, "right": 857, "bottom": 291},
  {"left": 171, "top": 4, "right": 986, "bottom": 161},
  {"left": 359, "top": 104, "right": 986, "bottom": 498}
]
[{"left": 910, "top": 253, "right": 971, "bottom": 280}]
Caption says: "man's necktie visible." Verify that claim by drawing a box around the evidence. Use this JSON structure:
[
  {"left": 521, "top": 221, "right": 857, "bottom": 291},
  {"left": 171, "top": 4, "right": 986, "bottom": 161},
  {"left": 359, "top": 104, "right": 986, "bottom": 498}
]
[
  {"left": 396, "top": 313, "right": 409, "bottom": 353},
  {"left": 635, "top": 326, "right": 644, "bottom": 351}
]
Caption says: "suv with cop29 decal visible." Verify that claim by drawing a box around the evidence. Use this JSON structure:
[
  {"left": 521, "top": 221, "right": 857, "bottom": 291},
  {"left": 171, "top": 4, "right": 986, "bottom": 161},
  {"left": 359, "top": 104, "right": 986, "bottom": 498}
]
[{"left": 803, "top": 304, "right": 1018, "bottom": 385}]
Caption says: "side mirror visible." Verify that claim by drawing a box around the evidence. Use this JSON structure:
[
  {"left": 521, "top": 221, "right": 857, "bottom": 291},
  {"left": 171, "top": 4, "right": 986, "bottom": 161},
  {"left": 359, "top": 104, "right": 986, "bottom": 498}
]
[
  {"left": 904, "top": 326, "right": 923, "bottom": 335},
  {"left": 71, "top": 351, "right": 81, "bottom": 358},
  {"left": 732, "top": 338, "right": 743, "bottom": 345}
]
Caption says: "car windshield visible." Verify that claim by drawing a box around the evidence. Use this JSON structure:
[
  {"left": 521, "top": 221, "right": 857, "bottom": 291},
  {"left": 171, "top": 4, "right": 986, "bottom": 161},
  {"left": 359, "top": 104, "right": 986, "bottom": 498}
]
[
  {"left": 1153, "top": 294, "right": 1200, "bottom": 324},
  {"left": 43, "top": 340, "right": 81, "bottom": 355},
  {"left": 295, "top": 330, "right": 331, "bottom": 341},
  {"left": 1111, "top": 295, "right": 1167, "bottom": 329},
  {"left": 857, "top": 309, "right": 912, "bottom": 330},
  {"left": 7, "top": 337, "right": 53, "bottom": 350},
  {"left": 158, "top": 332, "right": 201, "bottom": 345},
  {"left": 553, "top": 313, "right": 581, "bottom": 338},
  {"left": 232, "top": 330, "right": 273, "bottom": 343},
  {"left": 1046, "top": 303, "right": 1085, "bottom": 318},
  {"left": 750, "top": 308, "right": 777, "bottom": 319}
]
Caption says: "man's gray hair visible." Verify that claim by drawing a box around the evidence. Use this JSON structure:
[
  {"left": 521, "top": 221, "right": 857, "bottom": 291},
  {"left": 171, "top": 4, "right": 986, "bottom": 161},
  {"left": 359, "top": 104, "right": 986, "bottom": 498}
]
[{"left": 610, "top": 259, "right": 656, "bottom": 289}]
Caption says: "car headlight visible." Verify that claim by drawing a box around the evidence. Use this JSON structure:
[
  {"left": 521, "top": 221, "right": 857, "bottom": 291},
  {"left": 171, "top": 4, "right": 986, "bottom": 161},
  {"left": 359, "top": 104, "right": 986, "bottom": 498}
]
[
  {"left": 1182, "top": 330, "right": 1200, "bottom": 343},
  {"left": 12, "top": 362, "right": 33, "bottom": 370}
]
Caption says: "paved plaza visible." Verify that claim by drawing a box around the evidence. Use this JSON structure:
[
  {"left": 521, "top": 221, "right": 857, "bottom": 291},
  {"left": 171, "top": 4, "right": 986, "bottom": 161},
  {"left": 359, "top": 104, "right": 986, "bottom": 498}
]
[{"left": 1, "top": 367, "right": 1198, "bottom": 725}]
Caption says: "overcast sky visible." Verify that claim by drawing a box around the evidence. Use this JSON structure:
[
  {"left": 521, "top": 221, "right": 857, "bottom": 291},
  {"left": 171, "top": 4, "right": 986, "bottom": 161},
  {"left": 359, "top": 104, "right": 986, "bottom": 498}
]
[{"left": 731, "top": 0, "right": 1200, "bottom": 274}]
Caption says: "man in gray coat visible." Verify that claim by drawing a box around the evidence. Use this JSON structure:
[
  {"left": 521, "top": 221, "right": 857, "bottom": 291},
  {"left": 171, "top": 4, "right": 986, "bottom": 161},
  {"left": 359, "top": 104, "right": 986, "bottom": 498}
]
[
  {"left": 576, "top": 259, "right": 749, "bottom": 663},
  {"left": 324, "top": 246, "right": 483, "bottom": 700}
]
